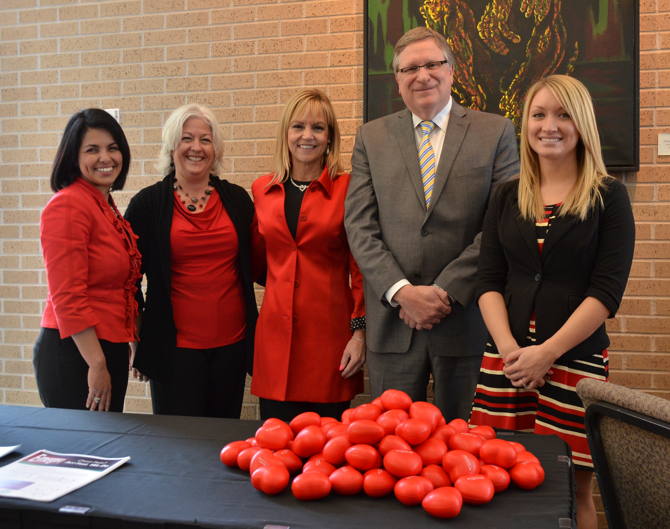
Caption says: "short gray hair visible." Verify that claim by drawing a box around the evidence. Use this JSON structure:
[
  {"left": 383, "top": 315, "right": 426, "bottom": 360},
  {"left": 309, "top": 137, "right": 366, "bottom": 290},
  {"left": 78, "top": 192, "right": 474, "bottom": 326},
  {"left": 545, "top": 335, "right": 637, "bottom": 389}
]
[
  {"left": 392, "top": 26, "right": 455, "bottom": 72},
  {"left": 157, "top": 103, "right": 224, "bottom": 176}
]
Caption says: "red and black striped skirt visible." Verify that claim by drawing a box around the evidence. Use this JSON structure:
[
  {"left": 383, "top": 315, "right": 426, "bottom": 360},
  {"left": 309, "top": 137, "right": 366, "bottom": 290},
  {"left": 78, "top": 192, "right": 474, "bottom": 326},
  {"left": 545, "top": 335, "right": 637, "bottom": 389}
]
[{"left": 470, "top": 340, "right": 608, "bottom": 471}]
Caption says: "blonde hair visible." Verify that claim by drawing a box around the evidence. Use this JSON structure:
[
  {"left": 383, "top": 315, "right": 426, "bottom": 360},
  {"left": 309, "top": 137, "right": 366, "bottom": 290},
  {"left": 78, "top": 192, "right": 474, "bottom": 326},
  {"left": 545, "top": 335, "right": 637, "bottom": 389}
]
[
  {"left": 157, "top": 103, "right": 224, "bottom": 176},
  {"left": 518, "top": 75, "right": 609, "bottom": 221},
  {"left": 271, "top": 88, "right": 343, "bottom": 183}
]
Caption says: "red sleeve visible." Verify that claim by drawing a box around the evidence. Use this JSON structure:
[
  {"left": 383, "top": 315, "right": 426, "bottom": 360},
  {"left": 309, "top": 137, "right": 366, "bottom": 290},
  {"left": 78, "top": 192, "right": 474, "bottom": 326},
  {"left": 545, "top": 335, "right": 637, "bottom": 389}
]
[
  {"left": 348, "top": 251, "right": 365, "bottom": 320},
  {"left": 41, "top": 192, "right": 99, "bottom": 338}
]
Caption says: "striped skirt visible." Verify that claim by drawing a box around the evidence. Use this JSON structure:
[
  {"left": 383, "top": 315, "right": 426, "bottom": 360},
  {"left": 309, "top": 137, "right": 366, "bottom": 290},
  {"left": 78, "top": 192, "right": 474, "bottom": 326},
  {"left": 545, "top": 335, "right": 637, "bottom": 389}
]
[{"left": 470, "top": 340, "right": 608, "bottom": 471}]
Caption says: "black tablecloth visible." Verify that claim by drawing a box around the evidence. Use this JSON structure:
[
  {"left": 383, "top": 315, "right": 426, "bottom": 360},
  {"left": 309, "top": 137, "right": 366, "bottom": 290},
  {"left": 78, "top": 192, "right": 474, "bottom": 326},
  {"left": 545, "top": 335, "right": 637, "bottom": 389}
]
[{"left": 0, "top": 405, "right": 575, "bottom": 528}]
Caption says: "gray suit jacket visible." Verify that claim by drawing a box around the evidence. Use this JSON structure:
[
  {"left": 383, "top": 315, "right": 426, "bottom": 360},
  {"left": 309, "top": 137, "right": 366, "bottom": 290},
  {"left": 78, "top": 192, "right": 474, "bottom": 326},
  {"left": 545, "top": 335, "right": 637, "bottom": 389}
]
[{"left": 344, "top": 102, "right": 519, "bottom": 356}]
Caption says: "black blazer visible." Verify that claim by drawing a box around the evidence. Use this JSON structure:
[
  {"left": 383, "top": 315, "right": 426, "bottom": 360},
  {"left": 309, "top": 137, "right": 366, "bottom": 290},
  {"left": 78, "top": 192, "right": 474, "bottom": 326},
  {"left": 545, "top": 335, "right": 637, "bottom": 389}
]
[
  {"left": 476, "top": 177, "right": 634, "bottom": 361},
  {"left": 124, "top": 173, "right": 258, "bottom": 380}
]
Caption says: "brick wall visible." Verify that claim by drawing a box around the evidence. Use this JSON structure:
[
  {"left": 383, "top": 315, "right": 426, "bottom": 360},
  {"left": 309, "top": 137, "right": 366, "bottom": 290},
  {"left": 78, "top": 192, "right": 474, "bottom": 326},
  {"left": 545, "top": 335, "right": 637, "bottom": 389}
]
[
  {"left": 0, "top": 0, "right": 668, "bottom": 431},
  {"left": 617, "top": 0, "right": 670, "bottom": 399},
  {"left": 0, "top": 0, "right": 364, "bottom": 417},
  {"left": 1, "top": 1, "right": 668, "bottom": 527}
]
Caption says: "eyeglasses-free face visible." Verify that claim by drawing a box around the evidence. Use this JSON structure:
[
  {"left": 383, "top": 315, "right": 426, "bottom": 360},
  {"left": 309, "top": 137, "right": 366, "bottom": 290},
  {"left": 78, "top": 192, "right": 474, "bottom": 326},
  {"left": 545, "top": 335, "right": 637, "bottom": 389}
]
[
  {"left": 287, "top": 109, "right": 330, "bottom": 176},
  {"left": 395, "top": 39, "right": 454, "bottom": 120},
  {"left": 172, "top": 117, "right": 215, "bottom": 184},
  {"left": 527, "top": 86, "right": 580, "bottom": 165},
  {"left": 78, "top": 128, "right": 123, "bottom": 196}
]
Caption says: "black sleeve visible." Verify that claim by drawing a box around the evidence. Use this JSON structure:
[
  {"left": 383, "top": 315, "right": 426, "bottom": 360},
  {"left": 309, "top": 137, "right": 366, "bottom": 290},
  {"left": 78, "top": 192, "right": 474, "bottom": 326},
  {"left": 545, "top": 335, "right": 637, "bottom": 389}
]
[
  {"left": 475, "top": 181, "right": 514, "bottom": 302},
  {"left": 584, "top": 178, "right": 635, "bottom": 317}
]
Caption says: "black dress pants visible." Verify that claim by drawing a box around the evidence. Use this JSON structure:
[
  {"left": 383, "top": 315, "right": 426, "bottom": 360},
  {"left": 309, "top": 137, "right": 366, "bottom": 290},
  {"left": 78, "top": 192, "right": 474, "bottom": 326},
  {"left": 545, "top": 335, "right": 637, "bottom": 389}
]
[
  {"left": 259, "top": 399, "right": 350, "bottom": 422},
  {"left": 33, "top": 327, "right": 129, "bottom": 412},
  {"left": 150, "top": 340, "right": 246, "bottom": 419}
]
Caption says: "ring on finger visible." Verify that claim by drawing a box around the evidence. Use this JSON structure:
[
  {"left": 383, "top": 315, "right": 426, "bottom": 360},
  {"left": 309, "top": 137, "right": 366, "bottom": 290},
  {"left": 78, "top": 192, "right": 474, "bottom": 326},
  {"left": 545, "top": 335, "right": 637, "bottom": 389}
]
[{"left": 93, "top": 396, "right": 101, "bottom": 403}]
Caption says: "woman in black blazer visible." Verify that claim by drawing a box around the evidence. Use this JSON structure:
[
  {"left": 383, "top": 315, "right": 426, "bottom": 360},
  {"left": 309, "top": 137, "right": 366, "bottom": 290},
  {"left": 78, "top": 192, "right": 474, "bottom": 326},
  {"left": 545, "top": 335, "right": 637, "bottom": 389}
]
[{"left": 469, "top": 75, "right": 634, "bottom": 529}]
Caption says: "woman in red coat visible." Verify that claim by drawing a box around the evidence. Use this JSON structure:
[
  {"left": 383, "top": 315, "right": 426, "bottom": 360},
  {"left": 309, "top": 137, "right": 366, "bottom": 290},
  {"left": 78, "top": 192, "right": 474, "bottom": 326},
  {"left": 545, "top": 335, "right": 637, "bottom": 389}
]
[
  {"left": 252, "top": 88, "right": 365, "bottom": 421},
  {"left": 34, "top": 109, "right": 140, "bottom": 412}
]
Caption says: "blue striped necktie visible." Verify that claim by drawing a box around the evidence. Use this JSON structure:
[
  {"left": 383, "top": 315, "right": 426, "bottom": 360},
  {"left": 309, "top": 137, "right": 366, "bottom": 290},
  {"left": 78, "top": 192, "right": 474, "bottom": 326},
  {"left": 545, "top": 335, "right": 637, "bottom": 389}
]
[{"left": 418, "top": 120, "right": 436, "bottom": 206}]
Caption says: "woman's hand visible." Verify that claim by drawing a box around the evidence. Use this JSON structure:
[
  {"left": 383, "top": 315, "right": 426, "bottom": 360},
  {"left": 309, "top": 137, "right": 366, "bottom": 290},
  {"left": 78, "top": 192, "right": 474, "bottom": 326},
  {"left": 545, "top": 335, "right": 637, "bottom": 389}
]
[
  {"left": 501, "top": 297, "right": 610, "bottom": 389},
  {"left": 71, "top": 327, "right": 113, "bottom": 411},
  {"left": 340, "top": 330, "right": 366, "bottom": 378},
  {"left": 497, "top": 340, "right": 520, "bottom": 363},
  {"left": 502, "top": 345, "right": 556, "bottom": 389},
  {"left": 129, "top": 341, "right": 148, "bottom": 382},
  {"left": 87, "top": 364, "right": 112, "bottom": 411}
]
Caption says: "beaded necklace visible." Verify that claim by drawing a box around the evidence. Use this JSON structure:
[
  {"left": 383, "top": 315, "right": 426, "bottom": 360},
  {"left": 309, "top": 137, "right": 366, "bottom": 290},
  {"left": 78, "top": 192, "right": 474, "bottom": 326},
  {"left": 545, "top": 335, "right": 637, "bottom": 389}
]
[{"left": 173, "top": 177, "right": 213, "bottom": 212}]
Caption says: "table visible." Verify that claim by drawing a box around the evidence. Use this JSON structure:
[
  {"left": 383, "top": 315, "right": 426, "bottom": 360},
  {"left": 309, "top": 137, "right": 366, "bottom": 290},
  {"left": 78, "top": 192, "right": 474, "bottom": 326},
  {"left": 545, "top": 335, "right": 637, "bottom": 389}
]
[{"left": 0, "top": 405, "right": 575, "bottom": 528}]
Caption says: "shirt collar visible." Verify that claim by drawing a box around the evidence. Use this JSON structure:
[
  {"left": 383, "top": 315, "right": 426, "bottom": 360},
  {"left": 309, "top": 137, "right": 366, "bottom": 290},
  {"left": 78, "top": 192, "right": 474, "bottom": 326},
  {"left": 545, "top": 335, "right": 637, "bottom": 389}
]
[
  {"left": 73, "top": 177, "right": 110, "bottom": 205},
  {"left": 264, "top": 166, "right": 333, "bottom": 197},
  {"left": 411, "top": 97, "right": 453, "bottom": 131}
]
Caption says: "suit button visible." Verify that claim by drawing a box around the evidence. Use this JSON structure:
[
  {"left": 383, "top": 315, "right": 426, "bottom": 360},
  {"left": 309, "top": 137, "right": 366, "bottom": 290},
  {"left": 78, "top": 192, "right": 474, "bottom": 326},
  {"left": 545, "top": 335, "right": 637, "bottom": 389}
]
[
  {"left": 534, "top": 273, "right": 541, "bottom": 282},
  {"left": 421, "top": 228, "right": 429, "bottom": 237}
]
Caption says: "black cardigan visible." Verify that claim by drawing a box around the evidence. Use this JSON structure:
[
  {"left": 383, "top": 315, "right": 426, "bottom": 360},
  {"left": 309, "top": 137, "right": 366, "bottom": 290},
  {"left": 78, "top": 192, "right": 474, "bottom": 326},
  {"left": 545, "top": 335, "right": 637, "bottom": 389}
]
[
  {"left": 124, "top": 173, "right": 258, "bottom": 380},
  {"left": 476, "top": 177, "right": 635, "bottom": 361}
]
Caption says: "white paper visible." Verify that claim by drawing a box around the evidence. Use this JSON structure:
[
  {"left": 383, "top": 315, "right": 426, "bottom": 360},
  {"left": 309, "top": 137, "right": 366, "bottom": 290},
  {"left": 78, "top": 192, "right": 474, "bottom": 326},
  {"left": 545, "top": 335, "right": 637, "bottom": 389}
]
[
  {"left": 0, "top": 449, "right": 130, "bottom": 502},
  {"left": 0, "top": 445, "right": 20, "bottom": 459}
]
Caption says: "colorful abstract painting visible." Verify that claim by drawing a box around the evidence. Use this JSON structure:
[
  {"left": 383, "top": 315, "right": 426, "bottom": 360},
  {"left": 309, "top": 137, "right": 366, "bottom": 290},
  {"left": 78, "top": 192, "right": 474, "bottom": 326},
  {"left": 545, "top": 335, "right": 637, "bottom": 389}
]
[{"left": 365, "top": 0, "right": 638, "bottom": 171}]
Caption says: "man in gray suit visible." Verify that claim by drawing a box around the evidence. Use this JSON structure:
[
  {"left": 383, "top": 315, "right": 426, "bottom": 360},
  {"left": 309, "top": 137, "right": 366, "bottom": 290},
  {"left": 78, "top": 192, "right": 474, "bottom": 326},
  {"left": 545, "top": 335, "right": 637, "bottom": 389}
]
[{"left": 344, "top": 27, "right": 519, "bottom": 420}]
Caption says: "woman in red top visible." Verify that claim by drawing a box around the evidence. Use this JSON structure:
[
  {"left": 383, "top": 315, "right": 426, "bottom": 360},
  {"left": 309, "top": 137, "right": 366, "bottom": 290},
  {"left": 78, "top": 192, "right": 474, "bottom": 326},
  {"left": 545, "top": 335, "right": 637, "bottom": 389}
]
[
  {"left": 34, "top": 108, "right": 141, "bottom": 412},
  {"left": 125, "top": 104, "right": 257, "bottom": 418},
  {"left": 252, "top": 89, "right": 366, "bottom": 421}
]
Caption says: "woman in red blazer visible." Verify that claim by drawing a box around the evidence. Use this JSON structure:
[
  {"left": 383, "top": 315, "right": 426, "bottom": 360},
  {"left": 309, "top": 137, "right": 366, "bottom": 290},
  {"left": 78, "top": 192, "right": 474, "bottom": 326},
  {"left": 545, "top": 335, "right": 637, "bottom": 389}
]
[
  {"left": 470, "top": 76, "right": 634, "bottom": 529},
  {"left": 34, "top": 109, "right": 141, "bottom": 412},
  {"left": 251, "top": 89, "right": 365, "bottom": 421}
]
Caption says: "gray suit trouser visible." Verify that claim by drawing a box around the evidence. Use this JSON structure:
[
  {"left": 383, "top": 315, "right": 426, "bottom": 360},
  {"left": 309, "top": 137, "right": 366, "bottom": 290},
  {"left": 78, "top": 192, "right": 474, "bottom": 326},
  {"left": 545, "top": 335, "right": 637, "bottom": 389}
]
[{"left": 366, "top": 330, "right": 482, "bottom": 421}]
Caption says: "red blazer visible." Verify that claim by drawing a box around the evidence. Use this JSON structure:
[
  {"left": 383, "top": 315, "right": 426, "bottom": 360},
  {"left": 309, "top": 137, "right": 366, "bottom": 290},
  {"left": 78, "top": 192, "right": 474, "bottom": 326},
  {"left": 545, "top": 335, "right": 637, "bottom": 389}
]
[
  {"left": 40, "top": 178, "right": 141, "bottom": 342},
  {"left": 251, "top": 169, "right": 364, "bottom": 402}
]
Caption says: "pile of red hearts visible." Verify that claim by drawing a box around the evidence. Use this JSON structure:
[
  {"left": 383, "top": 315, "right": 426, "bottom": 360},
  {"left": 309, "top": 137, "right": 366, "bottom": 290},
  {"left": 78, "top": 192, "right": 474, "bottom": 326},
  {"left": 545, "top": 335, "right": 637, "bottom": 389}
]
[{"left": 219, "top": 389, "right": 545, "bottom": 519}]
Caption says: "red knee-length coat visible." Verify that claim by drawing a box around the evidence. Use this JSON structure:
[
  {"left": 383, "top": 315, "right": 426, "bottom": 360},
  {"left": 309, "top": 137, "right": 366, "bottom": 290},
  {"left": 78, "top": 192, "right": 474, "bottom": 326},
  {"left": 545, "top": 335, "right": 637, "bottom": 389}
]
[{"left": 251, "top": 169, "right": 365, "bottom": 402}]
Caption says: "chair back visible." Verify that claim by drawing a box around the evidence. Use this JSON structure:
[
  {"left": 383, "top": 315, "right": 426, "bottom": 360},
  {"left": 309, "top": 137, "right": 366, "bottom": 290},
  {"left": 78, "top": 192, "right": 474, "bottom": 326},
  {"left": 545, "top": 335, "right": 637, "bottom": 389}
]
[{"left": 576, "top": 379, "right": 670, "bottom": 529}]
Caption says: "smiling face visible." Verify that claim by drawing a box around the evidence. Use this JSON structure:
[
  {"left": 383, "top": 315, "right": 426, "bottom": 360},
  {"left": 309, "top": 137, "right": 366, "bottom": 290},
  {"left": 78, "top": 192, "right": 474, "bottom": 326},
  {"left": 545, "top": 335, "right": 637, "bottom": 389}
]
[
  {"left": 395, "top": 38, "right": 453, "bottom": 120},
  {"left": 287, "top": 109, "right": 329, "bottom": 177},
  {"left": 172, "top": 117, "right": 215, "bottom": 183},
  {"left": 78, "top": 128, "right": 123, "bottom": 195},
  {"left": 527, "top": 86, "right": 580, "bottom": 163}
]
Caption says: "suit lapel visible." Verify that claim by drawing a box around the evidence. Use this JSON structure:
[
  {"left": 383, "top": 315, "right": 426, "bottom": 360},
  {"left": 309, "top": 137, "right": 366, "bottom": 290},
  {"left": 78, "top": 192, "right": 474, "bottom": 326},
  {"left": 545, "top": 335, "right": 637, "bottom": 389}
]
[
  {"left": 510, "top": 193, "right": 542, "bottom": 265},
  {"left": 514, "top": 214, "right": 541, "bottom": 264},
  {"left": 511, "top": 201, "right": 581, "bottom": 266},
  {"left": 429, "top": 102, "right": 468, "bottom": 213},
  {"left": 541, "top": 212, "right": 580, "bottom": 262},
  {"left": 391, "top": 110, "right": 427, "bottom": 208}
]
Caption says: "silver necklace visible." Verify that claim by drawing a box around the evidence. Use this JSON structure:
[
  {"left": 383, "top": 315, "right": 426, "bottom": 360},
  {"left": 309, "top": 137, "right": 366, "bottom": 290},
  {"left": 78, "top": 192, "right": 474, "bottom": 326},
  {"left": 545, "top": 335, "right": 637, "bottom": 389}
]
[{"left": 288, "top": 177, "right": 310, "bottom": 192}]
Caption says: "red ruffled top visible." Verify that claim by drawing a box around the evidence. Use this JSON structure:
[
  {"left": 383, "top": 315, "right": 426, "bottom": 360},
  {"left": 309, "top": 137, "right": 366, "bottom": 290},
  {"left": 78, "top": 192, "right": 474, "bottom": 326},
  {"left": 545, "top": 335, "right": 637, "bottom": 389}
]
[{"left": 40, "top": 178, "right": 141, "bottom": 342}]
